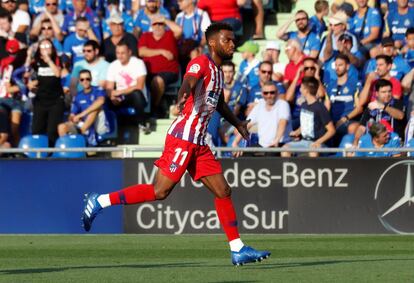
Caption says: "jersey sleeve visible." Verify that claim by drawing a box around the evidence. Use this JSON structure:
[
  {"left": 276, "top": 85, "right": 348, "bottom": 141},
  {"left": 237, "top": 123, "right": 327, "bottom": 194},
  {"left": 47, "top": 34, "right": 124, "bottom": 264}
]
[
  {"left": 184, "top": 56, "right": 208, "bottom": 80},
  {"left": 369, "top": 8, "right": 382, "bottom": 28}
]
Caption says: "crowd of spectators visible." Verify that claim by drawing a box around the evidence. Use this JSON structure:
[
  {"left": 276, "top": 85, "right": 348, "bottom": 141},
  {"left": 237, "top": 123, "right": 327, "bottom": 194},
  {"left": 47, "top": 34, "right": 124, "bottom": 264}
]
[
  {"left": 2, "top": 0, "right": 414, "bottom": 158},
  {"left": 215, "top": 0, "right": 414, "bottom": 158}
]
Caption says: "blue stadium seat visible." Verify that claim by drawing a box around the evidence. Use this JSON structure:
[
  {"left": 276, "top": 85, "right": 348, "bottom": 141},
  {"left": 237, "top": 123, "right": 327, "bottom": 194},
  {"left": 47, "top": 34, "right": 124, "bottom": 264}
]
[
  {"left": 52, "top": 134, "right": 86, "bottom": 158},
  {"left": 97, "top": 110, "right": 118, "bottom": 144},
  {"left": 18, "top": 134, "right": 49, "bottom": 158}
]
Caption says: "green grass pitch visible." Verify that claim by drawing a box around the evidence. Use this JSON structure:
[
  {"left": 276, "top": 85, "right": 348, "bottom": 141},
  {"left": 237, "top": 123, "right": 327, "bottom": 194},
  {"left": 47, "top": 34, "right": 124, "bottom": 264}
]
[{"left": 1, "top": 235, "right": 414, "bottom": 282}]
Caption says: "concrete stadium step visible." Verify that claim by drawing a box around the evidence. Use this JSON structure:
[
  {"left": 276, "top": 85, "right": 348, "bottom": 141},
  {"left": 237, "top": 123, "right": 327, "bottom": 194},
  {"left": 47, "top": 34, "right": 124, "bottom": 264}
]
[{"left": 135, "top": 118, "right": 173, "bottom": 157}]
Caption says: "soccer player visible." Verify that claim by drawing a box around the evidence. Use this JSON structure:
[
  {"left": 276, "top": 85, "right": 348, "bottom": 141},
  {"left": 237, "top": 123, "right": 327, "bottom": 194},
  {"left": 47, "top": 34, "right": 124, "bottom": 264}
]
[{"left": 81, "top": 22, "right": 271, "bottom": 266}]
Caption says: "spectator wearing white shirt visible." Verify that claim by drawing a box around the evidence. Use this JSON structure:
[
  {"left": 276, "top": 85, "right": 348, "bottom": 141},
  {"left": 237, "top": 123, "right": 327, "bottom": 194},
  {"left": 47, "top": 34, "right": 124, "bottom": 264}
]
[
  {"left": 1, "top": 0, "right": 30, "bottom": 34},
  {"left": 106, "top": 40, "right": 148, "bottom": 122},
  {"left": 232, "top": 81, "right": 292, "bottom": 156}
]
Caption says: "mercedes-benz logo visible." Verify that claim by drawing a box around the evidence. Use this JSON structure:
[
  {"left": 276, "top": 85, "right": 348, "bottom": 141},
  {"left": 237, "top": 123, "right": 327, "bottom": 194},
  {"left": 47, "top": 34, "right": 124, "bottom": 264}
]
[{"left": 374, "top": 160, "right": 414, "bottom": 234}]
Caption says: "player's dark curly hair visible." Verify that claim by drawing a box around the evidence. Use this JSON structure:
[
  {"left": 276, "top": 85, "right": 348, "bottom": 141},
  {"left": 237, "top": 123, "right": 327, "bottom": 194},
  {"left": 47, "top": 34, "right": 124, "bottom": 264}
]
[{"left": 205, "top": 22, "right": 233, "bottom": 42}]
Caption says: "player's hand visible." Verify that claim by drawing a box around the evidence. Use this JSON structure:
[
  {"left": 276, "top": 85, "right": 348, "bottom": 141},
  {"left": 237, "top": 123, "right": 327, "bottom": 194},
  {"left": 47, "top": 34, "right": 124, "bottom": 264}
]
[{"left": 236, "top": 119, "right": 250, "bottom": 141}]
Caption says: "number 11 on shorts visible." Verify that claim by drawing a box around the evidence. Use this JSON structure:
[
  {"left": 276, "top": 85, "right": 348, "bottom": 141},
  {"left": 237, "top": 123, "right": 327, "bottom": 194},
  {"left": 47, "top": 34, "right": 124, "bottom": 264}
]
[{"left": 172, "top": 148, "right": 188, "bottom": 166}]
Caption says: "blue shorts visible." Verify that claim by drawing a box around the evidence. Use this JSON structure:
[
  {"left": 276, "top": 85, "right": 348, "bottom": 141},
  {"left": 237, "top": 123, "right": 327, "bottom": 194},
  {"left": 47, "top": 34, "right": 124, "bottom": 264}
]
[{"left": 0, "top": 97, "right": 23, "bottom": 113}]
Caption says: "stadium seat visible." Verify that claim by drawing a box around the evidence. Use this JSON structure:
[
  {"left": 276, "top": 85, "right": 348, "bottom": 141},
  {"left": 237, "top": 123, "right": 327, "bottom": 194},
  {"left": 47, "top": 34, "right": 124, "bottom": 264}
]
[
  {"left": 97, "top": 110, "right": 118, "bottom": 145},
  {"left": 52, "top": 134, "right": 86, "bottom": 158},
  {"left": 18, "top": 134, "right": 49, "bottom": 158},
  {"left": 336, "top": 134, "right": 355, "bottom": 157}
]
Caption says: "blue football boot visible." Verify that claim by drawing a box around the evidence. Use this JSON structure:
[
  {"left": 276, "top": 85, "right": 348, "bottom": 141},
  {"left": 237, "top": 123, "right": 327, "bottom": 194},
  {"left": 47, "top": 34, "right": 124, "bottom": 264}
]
[
  {"left": 231, "top": 246, "right": 271, "bottom": 266},
  {"left": 81, "top": 193, "right": 102, "bottom": 232}
]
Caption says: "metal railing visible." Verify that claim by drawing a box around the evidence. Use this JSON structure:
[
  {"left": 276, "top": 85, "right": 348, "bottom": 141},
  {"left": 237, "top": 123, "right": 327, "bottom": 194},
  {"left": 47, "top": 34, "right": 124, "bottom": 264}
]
[{"left": 0, "top": 146, "right": 413, "bottom": 158}]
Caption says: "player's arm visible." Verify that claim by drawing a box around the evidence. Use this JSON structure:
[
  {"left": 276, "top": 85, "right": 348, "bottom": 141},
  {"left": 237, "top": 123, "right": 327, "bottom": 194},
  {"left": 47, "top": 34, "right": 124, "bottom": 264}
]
[
  {"left": 216, "top": 92, "right": 250, "bottom": 140},
  {"left": 176, "top": 76, "right": 198, "bottom": 111}
]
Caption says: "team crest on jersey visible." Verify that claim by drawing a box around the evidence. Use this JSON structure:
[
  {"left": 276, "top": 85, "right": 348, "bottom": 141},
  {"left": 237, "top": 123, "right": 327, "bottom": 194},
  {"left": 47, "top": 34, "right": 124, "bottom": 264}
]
[
  {"left": 405, "top": 19, "right": 411, "bottom": 26},
  {"left": 188, "top": 64, "right": 201, "bottom": 74},
  {"left": 169, "top": 162, "right": 178, "bottom": 173},
  {"left": 343, "top": 87, "right": 349, "bottom": 94}
]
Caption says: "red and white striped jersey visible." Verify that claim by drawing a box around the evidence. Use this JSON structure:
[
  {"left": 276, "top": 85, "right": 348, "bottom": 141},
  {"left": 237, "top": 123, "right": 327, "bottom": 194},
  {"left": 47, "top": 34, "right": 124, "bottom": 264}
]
[{"left": 168, "top": 54, "right": 223, "bottom": 145}]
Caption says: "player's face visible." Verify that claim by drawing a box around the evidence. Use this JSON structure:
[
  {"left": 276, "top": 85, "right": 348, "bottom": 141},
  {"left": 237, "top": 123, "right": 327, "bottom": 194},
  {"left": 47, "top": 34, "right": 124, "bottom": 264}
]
[
  {"left": 222, "top": 65, "right": 235, "bottom": 84},
  {"left": 116, "top": 45, "right": 131, "bottom": 64},
  {"left": 377, "top": 86, "right": 392, "bottom": 103},
  {"left": 262, "top": 85, "right": 277, "bottom": 105},
  {"left": 376, "top": 59, "right": 391, "bottom": 77},
  {"left": 335, "top": 59, "right": 348, "bottom": 77},
  {"left": 214, "top": 30, "right": 235, "bottom": 60}
]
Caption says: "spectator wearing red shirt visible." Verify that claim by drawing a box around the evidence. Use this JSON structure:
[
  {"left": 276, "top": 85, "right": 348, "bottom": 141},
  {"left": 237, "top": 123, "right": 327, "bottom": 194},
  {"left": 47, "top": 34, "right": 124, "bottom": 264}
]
[
  {"left": 283, "top": 39, "right": 306, "bottom": 88},
  {"left": 197, "top": 0, "right": 243, "bottom": 32},
  {"left": 359, "top": 55, "right": 402, "bottom": 107},
  {"left": 138, "top": 15, "right": 182, "bottom": 117}
]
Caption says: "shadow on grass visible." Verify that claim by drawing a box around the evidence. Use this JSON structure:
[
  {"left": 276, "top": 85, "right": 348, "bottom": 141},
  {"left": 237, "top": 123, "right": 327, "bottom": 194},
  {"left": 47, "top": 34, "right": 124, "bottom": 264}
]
[
  {"left": 0, "top": 262, "right": 202, "bottom": 275},
  {"left": 243, "top": 257, "right": 414, "bottom": 270}
]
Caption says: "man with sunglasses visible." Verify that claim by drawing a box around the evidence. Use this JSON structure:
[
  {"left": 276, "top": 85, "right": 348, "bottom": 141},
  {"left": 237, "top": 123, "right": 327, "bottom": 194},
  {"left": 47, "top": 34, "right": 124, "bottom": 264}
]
[
  {"left": 63, "top": 17, "right": 98, "bottom": 65},
  {"left": 70, "top": 40, "right": 109, "bottom": 97},
  {"left": 232, "top": 81, "right": 292, "bottom": 155},
  {"left": 247, "top": 61, "right": 285, "bottom": 111},
  {"left": 284, "top": 57, "right": 327, "bottom": 130},
  {"left": 58, "top": 69, "right": 108, "bottom": 145},
  {"left": 1, "top": 0, "right": 30, "bottom": 34},
  {"left": 61, "top": 0, "right": 101, "bottom": 41},
  {"left": 134, "top": 0, "right": 171, "bottom": 37},
  {"left": 277, "top": 10, "right": 321, "bottom": 58},
  {"left": 30, "top": 19, "right": 63, "bottom": 54},
  {"left": 30, "top": 0, "right": 64, "bottom": 40}
]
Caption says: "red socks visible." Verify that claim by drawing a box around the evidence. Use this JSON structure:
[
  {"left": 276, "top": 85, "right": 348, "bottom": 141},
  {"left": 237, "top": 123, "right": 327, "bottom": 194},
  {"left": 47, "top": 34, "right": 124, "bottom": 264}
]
[
  {"left": 109, "top": 184, "right": 156, "bottom": 205},
  {"left": 215, "top": 196, "right": 240, "bottom": 241}
]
